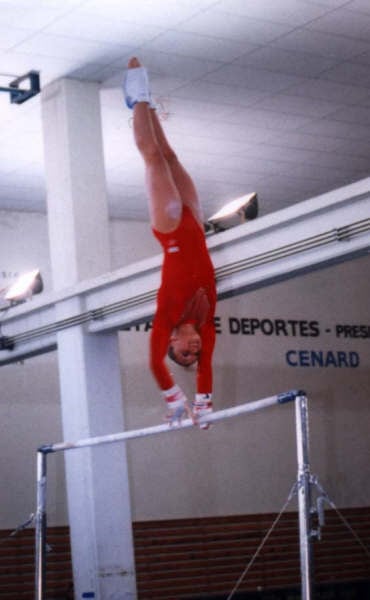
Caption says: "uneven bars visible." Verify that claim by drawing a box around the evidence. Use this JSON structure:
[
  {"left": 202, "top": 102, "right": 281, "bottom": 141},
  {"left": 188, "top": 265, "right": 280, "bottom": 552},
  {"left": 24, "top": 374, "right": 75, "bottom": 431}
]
[
  {"left": 35, "top": 389, "right": 310, "bottom": 600},
  {"left": 38, "top": 389, "right": 304, "bottom": 455}
]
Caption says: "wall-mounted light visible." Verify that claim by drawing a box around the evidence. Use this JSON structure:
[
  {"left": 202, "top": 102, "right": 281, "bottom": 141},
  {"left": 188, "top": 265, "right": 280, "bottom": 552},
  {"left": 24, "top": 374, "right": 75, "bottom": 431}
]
[
  {"left": 4, "top": 269, "right": 43, "bottom": 305},
  {"left": 205, "top": 192, "right": 258, "bottom": 233},
  {"left": 0, "top": 269, "right": 43, "bottom": 349}
]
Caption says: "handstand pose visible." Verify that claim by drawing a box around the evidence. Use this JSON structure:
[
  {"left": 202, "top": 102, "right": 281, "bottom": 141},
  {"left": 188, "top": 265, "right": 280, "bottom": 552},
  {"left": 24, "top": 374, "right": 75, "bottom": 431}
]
[{"left": 123, "top": 57, "right": 216, "bottom": 428}]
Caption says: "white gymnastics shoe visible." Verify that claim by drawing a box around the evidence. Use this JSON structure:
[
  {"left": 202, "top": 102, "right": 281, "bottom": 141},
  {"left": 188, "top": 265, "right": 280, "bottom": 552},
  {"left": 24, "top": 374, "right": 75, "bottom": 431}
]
[{"left": 123, "top": 66, "right": 152, "bottom": 109}]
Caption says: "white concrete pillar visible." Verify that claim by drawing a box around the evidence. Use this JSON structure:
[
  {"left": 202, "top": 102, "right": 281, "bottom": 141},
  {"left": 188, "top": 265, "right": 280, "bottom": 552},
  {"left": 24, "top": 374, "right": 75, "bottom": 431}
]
[
  {"left": 41, "top": 78, "right": 136, "bottom": 599},
  {"left": 42, "top": 78, "right": 111, "bottom": 290}
]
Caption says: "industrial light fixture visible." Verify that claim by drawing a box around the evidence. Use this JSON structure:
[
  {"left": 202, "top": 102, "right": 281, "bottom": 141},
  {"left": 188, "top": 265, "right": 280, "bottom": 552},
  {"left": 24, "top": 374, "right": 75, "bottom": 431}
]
[
  {"left": 4, "top": 269, "right": 43, "bottom": 305},
  {"left": 205, "top": 192, "right": 258, "bottom": 233},
  {"left": 0, "top": 270, "right": 43, "bottom": 351}
]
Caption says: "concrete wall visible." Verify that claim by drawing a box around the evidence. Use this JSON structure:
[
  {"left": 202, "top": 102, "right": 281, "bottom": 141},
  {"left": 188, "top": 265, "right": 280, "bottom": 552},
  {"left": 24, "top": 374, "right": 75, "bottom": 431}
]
[{"left": 0, "top": 210, "right": 369, "bottom": 529}]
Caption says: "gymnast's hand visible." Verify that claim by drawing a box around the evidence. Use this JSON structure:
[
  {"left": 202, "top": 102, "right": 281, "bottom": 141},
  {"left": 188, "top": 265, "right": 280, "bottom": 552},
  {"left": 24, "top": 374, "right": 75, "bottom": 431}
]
[
  {"left": 163, "top": 384, "right": 194, "bottom": 427},
  {"left": 192, "top": 393, "right": 213, "bottom": 430}
]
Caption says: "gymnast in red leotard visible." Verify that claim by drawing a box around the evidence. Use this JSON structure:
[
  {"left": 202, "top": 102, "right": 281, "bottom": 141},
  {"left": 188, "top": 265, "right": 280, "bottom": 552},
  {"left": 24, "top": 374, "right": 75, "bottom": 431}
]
[{"left": 124, "top": 57, "right": 216, "bottom": 428}]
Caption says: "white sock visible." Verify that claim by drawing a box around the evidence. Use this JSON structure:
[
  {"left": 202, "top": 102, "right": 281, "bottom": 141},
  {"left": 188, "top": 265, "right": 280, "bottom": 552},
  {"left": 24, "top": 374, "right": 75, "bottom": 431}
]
[{"left": 123, "top": 66, "right": 152, "bottom": 109}]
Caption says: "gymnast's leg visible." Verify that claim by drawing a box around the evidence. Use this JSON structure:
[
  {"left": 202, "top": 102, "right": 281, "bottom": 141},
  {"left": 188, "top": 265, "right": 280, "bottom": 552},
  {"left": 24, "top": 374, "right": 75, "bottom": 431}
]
[
  {"left": 149, "top": 108, "right": 204, "bottom": 227},
  {"left": 126, "top": 57, "right": 182, "bottom": 233}
]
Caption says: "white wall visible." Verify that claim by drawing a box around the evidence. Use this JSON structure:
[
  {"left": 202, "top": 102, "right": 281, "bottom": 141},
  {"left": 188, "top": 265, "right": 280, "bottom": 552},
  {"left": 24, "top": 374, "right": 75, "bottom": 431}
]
[
  {"left": 0, "top": 210, "right": 369, "bottom": 529},
  {"left": 0, "top": 209, "right": 159, "bottom": 294}
]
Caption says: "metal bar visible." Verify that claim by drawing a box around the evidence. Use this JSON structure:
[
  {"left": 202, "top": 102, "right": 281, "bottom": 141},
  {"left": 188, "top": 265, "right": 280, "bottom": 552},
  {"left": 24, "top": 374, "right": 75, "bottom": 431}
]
[
  {"left": 0, "top": 85, "right": 22, "bottom": 93},
  {"left": 35, "top": 451, "right": 48, "bottom": 600},
  {"left": 35, "top": 389, "right": 305, "bottom": 599},
  {"left": 295, "top": 394, "right": 314, "bottom": 600},
  {"left": 39, "top": 390, "right": 299, "bottom": 455}
]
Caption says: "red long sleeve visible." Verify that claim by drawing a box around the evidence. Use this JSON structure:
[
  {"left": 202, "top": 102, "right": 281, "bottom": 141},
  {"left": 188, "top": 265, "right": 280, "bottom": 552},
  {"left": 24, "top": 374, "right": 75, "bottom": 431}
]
[
  {"left": 150, "top": 316, "right": 175, "bottom": 390},
  {"left": 197, "top": 319, "right": 216, "bottom": 393}
]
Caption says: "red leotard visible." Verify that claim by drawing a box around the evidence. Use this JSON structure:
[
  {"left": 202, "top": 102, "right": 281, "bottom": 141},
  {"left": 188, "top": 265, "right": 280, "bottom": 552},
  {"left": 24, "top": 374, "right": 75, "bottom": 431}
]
[{"left": 151, "top": 206, "right": 216, "bottom": 393}]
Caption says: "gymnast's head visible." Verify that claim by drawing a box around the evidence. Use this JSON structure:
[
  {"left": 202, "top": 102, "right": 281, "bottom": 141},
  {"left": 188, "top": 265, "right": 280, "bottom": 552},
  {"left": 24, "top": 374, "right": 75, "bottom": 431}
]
[{"left": 168, "top": 323, "right": 201, "bottom": 367}]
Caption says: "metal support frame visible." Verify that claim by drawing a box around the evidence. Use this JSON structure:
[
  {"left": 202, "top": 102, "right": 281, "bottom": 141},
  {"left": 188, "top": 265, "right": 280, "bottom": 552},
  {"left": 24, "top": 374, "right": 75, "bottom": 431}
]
[
  {"left": 295, "top": 393, "right": 314, "bottom": 600},
  {"left": 35, "top": 452, "right": 47, "bottom": 599},
  {"left": 0, "top": 70, "right": 40, "bottom": 104},
  {"left": 34, "top": 389, "right": 315, "bottom": 600}
]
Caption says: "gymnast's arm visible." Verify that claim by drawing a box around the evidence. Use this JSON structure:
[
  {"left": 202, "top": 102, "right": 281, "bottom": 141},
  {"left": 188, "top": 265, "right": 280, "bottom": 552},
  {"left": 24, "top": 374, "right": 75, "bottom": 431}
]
[
  {"left": 197, "top": 318, "right": 216, "bottom": 394},
  {"left": 150, "top": 314, "right": 174, "bottom": 391}
]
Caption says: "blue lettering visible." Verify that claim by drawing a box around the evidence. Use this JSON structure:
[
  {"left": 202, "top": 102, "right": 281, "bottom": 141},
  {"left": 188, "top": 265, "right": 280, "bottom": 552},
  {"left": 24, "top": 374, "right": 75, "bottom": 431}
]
[
  {"left": 286, "top": 350, "right": 361, "bottom": 368},
  {"left": 299, "top": 351, "right": 310, "bottom": 367},
  {"left": 286, "top": 350, "right": 297, "bottom": 366},
  {"left": 325, "top": 351, "right": 337, "bottom": 367},
  {"left": 349, "top": 352, "right": 360, "bottom": 367},
  {"left": 337, "top": 352, "right": 348, "bottom": 367},
  {"left": 311, "top": 351, "right": 323, "bottom": 367}
]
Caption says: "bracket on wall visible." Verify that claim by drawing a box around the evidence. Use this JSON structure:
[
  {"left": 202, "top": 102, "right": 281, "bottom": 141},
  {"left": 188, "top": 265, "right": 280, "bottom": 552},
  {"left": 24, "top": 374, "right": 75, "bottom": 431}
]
[{"left": 0, "top": 70, "right": 40, "bottom": 104}]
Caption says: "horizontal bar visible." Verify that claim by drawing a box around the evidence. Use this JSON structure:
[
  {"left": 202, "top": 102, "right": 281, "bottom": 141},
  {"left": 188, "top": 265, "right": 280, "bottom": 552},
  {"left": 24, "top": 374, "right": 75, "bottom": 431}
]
[
  {"left": 0, "top": 85, "right": 34, "bottom": 101},
  {"left": 39, "top": 389, "right": 304, "bottom": 454}
]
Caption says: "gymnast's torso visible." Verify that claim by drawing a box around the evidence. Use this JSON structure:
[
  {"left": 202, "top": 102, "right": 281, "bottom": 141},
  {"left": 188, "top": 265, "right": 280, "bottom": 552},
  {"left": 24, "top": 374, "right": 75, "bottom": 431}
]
[{"left": 152, "top": 205, "right": 216, "bottom": 328}]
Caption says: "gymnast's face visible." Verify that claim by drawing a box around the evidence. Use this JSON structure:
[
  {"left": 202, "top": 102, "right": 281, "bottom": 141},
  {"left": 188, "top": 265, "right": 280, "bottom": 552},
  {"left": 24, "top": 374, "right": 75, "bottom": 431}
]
[{"left": 169, "top": 328, "right": 201, "bottom": 366}]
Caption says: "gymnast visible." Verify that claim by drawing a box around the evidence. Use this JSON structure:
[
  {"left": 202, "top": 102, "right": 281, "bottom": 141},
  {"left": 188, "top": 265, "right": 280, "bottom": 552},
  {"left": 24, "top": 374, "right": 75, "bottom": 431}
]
[{"left": 123, "top": 57, "right": 216, "bottom": 428}]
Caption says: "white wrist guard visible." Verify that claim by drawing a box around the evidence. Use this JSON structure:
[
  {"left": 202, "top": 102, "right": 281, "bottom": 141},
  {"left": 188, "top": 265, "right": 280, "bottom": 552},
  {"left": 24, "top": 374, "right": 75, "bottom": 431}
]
[
  {"left": 194, "top": 393, "right": 213, "bottom": 408},
  {"left": 163, "top": 385, "right": 190, "bottom": 426},
  {"left": 163, "top": 384, "right": 185, "bottom": 408},
  {"left": 193, "top": 393, "right": 213, "bottom": 429}
]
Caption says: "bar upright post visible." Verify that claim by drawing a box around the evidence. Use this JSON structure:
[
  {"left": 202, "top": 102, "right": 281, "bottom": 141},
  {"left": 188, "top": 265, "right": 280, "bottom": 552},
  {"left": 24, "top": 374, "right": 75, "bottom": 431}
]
[
  {"left": 35, "top": 449, "right": 48, "bottom": 600},
  {"left": 295, "top": 394, "right": 313, "bottom": 600}
]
